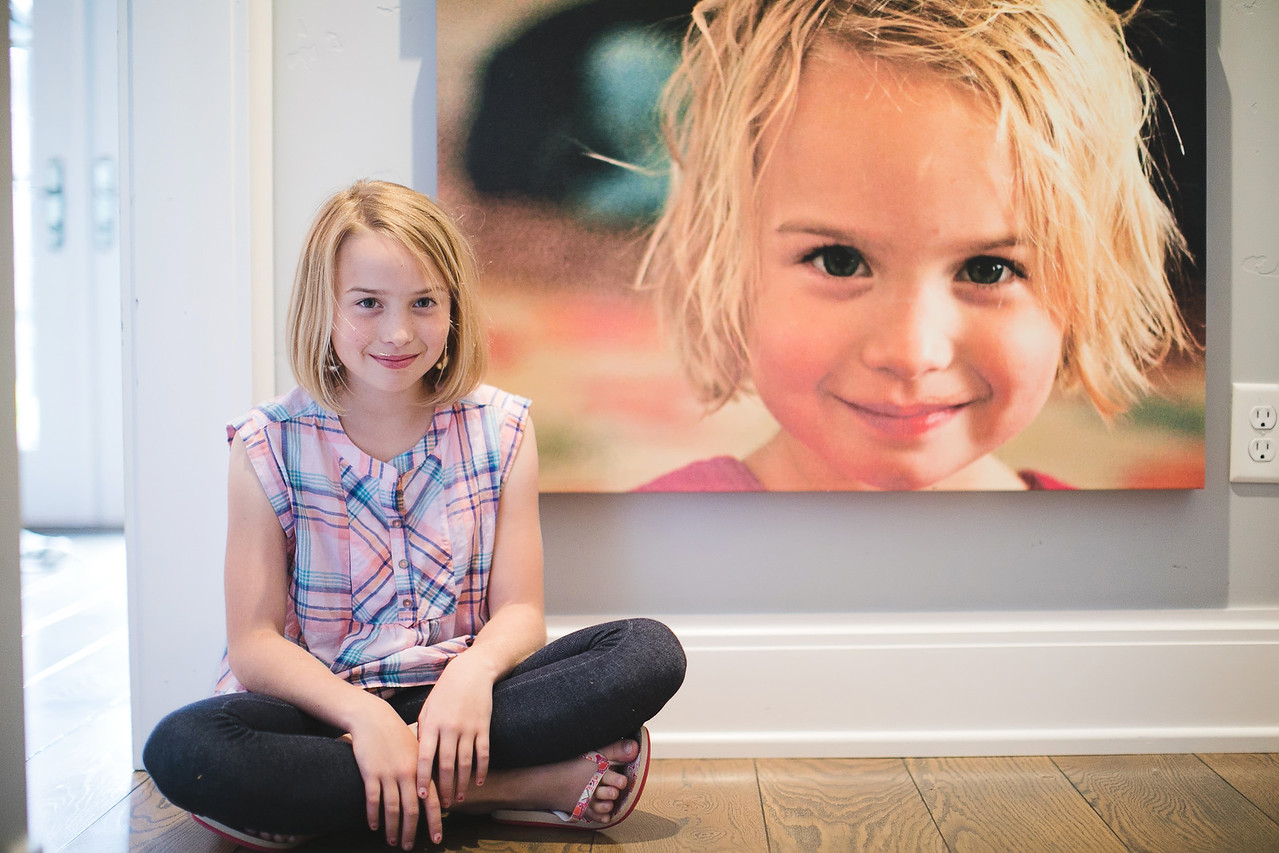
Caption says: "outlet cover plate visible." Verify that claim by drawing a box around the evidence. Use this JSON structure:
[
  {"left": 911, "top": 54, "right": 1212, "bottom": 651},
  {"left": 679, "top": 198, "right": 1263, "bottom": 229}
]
[{"left": 1231, "top": 382, "right": 1279, "bottom": 484}]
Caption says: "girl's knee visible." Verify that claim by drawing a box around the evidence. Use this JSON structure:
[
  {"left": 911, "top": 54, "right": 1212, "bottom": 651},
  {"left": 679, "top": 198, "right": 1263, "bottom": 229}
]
[
  {"left": 142, "top": 699, "right": 238, "bottom": 802},
  {"left": 142, "top": 709, "right": 197, "bottom": 801},
  {"left": 628, "top": 618, "right": 687, "bottom": 690}
]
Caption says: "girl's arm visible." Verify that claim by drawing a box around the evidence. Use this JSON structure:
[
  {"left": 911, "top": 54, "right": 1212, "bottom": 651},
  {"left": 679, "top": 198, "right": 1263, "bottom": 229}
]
[
  {"left": 415, "top": 417, "right": 547, "bottom": 809},
  {"left": 223, "top": 436, "right": 439, "bottom": 850}
]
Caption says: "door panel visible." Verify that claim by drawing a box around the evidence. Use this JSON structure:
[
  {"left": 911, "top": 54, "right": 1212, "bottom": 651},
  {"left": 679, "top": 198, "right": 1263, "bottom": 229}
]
[{"left": 17, "top": 0, "right": 122, "bottom": 528}]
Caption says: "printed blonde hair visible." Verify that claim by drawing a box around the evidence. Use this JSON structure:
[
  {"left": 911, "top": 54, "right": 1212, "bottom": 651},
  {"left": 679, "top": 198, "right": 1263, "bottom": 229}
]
[
  {"left": 288, "top": 180, "right": 487, "bottom": 412},
  {"left": 639, "top": 0, "right": 1192, "bottom": 418}
]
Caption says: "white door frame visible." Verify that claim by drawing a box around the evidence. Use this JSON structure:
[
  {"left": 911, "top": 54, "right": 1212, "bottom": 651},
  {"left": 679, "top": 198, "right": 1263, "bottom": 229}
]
[
  {"left": 1, "top": 18, "right": 33, "bottom": 849},
  {"left": 120, "top": 0, "right": 272, "bottom": 765}
]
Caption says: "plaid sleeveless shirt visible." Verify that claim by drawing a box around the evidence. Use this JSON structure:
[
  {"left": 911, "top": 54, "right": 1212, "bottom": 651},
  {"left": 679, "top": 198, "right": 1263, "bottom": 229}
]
[{"left": 214, "top": 384, "right": 531, "bottom": 693}]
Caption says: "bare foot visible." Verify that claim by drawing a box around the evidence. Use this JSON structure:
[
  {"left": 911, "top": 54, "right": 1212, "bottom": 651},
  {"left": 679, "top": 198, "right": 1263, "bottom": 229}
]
[{"left": 450, "top": 737, "right": 640, "bottom": 822}]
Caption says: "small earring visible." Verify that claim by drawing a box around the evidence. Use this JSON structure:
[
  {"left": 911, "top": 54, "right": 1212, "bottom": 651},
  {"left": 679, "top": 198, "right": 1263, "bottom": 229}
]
[
  {"left": 435, "top": 341, "right": 449, "bottom": 372},
  {"left": 325, "top": 348, "right": 342, "bottom": 373}
]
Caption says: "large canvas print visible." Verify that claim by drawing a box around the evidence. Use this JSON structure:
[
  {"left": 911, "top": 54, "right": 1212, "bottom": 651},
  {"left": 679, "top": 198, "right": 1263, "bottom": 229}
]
[{"left": 437, "top": 1, "right": 1206, "bottom": 492}]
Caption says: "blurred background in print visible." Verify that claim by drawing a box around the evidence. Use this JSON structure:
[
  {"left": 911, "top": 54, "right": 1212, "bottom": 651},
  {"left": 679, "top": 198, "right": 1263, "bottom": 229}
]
[{"left": 436, "top": 0, "right": 1206, "bottom": 493}]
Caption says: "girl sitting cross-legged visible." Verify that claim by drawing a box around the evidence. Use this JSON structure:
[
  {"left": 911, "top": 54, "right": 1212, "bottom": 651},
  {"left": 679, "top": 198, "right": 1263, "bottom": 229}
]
[{"left": 143, "top": 179, "right": 687, "bottom": 850}]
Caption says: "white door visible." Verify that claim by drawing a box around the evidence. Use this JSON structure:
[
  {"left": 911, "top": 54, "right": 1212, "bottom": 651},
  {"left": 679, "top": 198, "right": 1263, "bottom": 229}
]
[{"left": 14, "top": 0, "right": 123, "bottom": 528}]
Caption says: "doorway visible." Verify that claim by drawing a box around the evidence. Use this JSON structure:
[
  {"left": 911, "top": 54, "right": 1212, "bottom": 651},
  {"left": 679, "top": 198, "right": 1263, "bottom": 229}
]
[
  {"left": 13, "top": 0, "right": 122, "bottom": 529},
  {"left": 11, "top": 1, "right": 131, "bottom": 849}
]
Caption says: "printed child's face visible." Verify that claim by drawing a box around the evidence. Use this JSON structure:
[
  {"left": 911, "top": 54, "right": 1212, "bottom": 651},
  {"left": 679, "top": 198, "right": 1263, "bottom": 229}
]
[
  {"left": 331, "top": 231, "right": 452, "bottom": 405},
  {"left": 747, "top": 47, "right": 1064, "bottom": 490}
]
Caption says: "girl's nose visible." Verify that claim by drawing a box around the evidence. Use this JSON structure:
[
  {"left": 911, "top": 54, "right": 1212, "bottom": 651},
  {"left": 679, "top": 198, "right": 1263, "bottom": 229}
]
[
  {"left": 381, "top": 312, "right": 413, "bottom": 347},
  {"left": 859, "top": 289, "right": 956, "bottom": 380}
]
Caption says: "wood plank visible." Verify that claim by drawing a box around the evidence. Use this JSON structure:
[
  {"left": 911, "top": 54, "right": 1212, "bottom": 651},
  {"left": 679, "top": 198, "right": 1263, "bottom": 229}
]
[
  {"left": 757, "top": 757, "right": 945, "bottom": 853},
  {"left": 19, "top": 533, "right": 125, "bottom": 621},
  {"left": 57, "top": 772, "right": 145, "bottom": 853},
  {"left": 301, "top": 814, "right": 594, "bottom": 852},
  {"left": 907, "top": 756, "right": 1126, "bottom": 853},
  {"left": 56, "top": 772, "right": 144, "bottom": 853},
  {"left": 75, "top": 772, "right": 590, "bottom": 853},
  {"left": 23, "top": 629, "right": 131, "bottom": 759},
  {"left": 601, "top": 758, "right": 768, "bottom": 852},
  {"left": 62, "top": 773, "right": 234, "bottom": 853},
  {"left": 1055, "top": 753, "right": 1279, "bottom": 853},
  {"left": 23, "top": 604, "right": 127, "bottom": 680},
  {"left": 25, "top": 700, "right": 141, "bottom": 852},
  {"left": 1198, "top": 753, "right": 1279, "bottom": 825}
]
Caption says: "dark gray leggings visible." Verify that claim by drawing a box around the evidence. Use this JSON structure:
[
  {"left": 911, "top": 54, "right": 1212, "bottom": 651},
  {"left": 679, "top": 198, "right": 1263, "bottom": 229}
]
[{"left": 142, "top": 618, "right": 686, "bottom": 835}]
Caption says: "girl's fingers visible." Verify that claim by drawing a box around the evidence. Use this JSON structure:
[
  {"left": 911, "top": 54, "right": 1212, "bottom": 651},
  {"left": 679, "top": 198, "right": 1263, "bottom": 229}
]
[
  {"left": 381, "top": 784, "right": 401, "bottom": 847},
  {"left": 436, "top": 736, "right": 458, "bottom": 807},
  {"left": 474, "top": 732, "right": 490, "bottom": 788},
  {"left": 364, "top": 778, "right": 381, "bottom": 832},
  {"left": 415, "top": 731, "right": 437, "bottom": 802},
  {"left": 422, "top": 779, "right": 444, "bottom": 845},
  {"left": 398, "top": 779, "right": 419, "bottom": 851},
  {"left": 454, "top": 740, "right": 473, "bottom": 802}
]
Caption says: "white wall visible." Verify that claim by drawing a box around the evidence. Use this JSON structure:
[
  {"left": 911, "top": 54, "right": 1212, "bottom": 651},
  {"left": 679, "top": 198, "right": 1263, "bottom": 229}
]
[
  {"left": 122, "top": 0, "right": 1279, "bottom": 765},
  {"left": 120, "top": 0, "right": 260, "bottom": 766},
  {"left": 1223, "top": 0, "right": 1279, "bottom": 607},
  {"left": 270, "top": 0, "right": 432, "bottom": 390}
]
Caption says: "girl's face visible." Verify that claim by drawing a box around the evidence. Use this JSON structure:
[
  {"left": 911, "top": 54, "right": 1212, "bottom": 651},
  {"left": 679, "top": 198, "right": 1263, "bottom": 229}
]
[
  {"left": 331, "top": 231, "right": 452, "bottom": 407},
  {"left": 747, "top": 47, "right": 1064, "bottom": 490}
]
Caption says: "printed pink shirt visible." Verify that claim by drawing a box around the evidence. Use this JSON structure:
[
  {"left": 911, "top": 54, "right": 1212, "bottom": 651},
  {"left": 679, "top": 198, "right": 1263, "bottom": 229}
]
[
  {"left": 636, "top": 456, "right": 1073, "bottom": 491},
  {"left": 214, "top": 384, "right": 531, "bottom": 694}
]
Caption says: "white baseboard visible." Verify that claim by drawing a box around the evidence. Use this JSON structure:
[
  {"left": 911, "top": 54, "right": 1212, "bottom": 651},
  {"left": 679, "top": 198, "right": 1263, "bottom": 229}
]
[{"left": 548, "top": 610, "right": 1279, "bottom": 757}]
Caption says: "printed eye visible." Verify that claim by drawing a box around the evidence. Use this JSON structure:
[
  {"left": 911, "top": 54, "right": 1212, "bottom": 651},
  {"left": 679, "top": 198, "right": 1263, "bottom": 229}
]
[
  {"left": 804, "top": 245, "right": 869, "bottom": 278},
  {"left": 959, "top": 256, "right": 1023, "bottom": 286}
]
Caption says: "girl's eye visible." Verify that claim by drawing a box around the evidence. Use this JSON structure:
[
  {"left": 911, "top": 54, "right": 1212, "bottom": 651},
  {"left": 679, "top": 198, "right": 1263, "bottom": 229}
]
[
  {"left": 804, "top": 245, "right": 868, "bottom": 278},
  {"left": 414, "top": 297, "right": 437, "bottom": 309},
  {"left": 355, "top": 297, "right": 379, "bottom": 309},
  {"left": 959, "top": 256, "right": 1023, "bottom": 286}
]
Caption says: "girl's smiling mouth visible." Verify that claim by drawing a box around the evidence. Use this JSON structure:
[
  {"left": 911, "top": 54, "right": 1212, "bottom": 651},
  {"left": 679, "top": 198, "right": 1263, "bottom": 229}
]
[
  {"left": 839, "top": 397, "right": 972, "bottom": 439},
  {"left": 370, "top": 353, "right": 421, "bottom": 370}
]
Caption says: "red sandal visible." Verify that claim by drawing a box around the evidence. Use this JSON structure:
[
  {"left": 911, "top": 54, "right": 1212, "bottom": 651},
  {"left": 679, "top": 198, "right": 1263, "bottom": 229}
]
[
  {"left": 491, "top": 726, "right": 651, "bottom": 830},
  {"left": 190, "top": 814, "right": 308, "bottom": 851}
]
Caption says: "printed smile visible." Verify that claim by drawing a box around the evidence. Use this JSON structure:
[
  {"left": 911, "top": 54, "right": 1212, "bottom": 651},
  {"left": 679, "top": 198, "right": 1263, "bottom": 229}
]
[{"left": 841, "top": 398, "right": 969, "bottom": 439}]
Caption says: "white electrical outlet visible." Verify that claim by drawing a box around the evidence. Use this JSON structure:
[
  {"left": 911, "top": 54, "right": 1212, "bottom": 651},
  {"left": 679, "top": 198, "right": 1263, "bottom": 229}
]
[{"left": 1231, "top": 382, "right": 1279, "bottom": 484}]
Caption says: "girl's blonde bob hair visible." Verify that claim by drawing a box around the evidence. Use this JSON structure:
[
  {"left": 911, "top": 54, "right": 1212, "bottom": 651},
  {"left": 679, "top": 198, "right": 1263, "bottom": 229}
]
[
  {"left": 640, "top": 0, "right": 1192, "bottom": 418},
  {"left": 288, "top": 180, "right": 487, "bottom": 412}
]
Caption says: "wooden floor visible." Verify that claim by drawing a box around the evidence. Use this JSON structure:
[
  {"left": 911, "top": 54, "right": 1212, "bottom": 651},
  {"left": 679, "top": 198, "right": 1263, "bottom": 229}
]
[
  {"left": 22, "top": 534, "right": 1279, "bottom": 852},
  {"left": 48, "top": 753, "right": 1279, "bottom": 852}
]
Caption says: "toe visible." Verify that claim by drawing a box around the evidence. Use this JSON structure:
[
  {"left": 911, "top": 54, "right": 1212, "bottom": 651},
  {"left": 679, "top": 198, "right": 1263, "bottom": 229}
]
[{"left": 598, "top": 738, "right": 638, "bottom": 765}]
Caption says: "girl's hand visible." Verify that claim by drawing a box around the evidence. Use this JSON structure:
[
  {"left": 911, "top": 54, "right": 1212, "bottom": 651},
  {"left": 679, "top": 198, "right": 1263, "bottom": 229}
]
[
  {"left": 346, "top": 701, "right": 424, "bottom": 850},
  {"left": 418, "top": 775, "right": 443, "bottom": 848},
  {"left": 416, "top": 654, "right": 496, "bottom": 810}
]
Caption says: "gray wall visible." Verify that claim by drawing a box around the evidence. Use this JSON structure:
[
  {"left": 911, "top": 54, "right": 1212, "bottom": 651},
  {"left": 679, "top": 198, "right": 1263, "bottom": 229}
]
[
  {"left": 279, "top": 1, "right": 1266, "bottom": 616},
  {"left": 267, "top": 0, "right": 1268, "bottom": 616},
  {"left": 523, "top": 4, "right": 1264, "bottom": 615}
]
